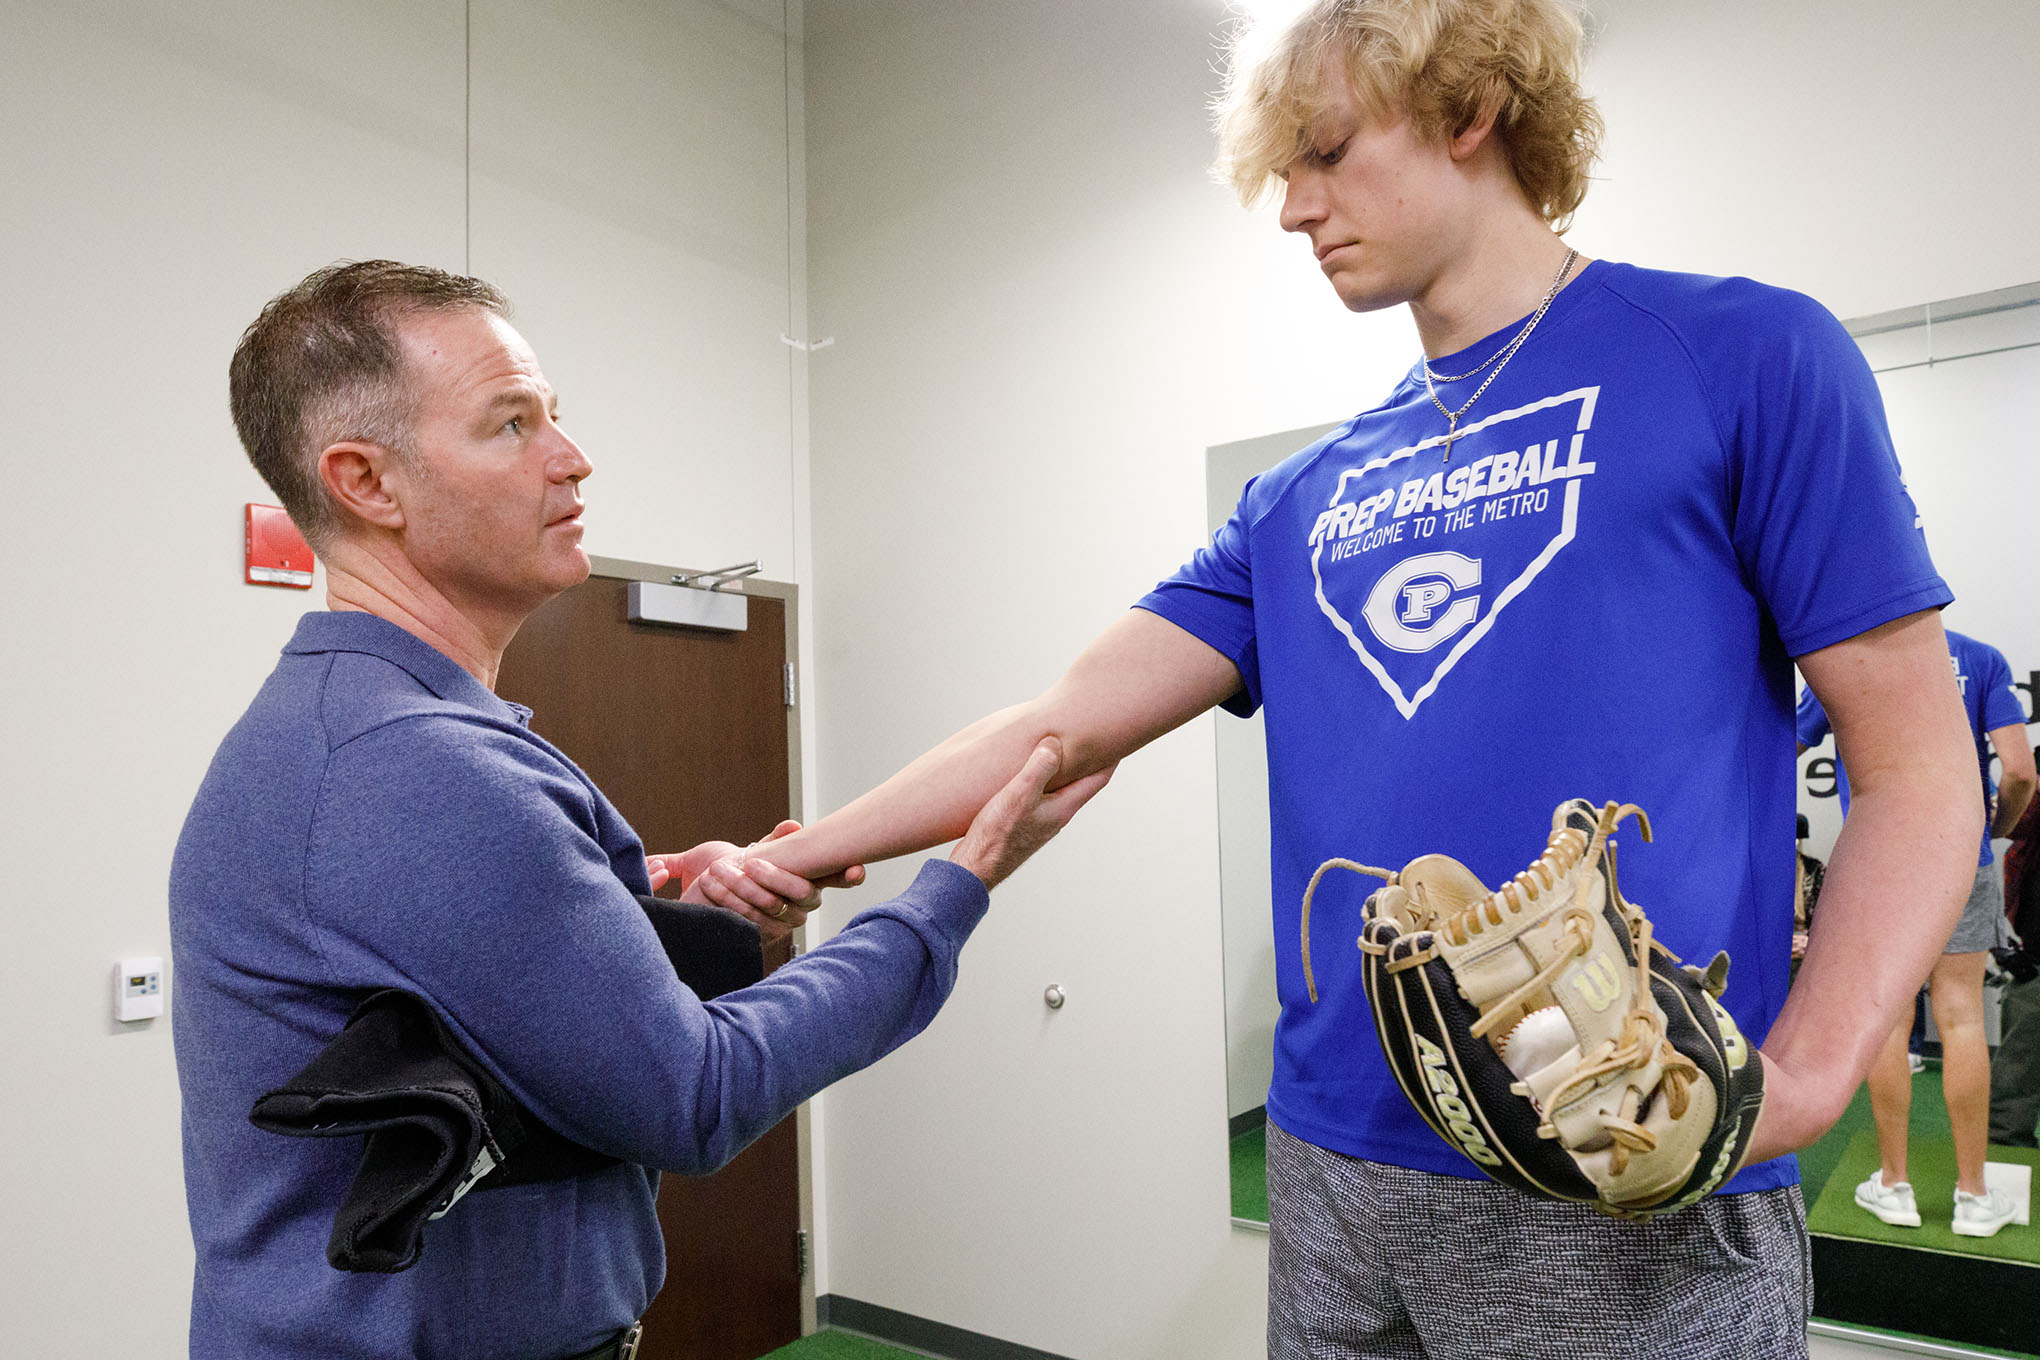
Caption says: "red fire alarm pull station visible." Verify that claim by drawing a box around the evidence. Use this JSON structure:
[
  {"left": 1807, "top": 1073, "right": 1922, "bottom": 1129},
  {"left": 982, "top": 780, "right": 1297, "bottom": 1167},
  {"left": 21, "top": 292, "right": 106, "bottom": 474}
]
[{"left": 245, "top": 503, "right": 315, "bottom": 588}]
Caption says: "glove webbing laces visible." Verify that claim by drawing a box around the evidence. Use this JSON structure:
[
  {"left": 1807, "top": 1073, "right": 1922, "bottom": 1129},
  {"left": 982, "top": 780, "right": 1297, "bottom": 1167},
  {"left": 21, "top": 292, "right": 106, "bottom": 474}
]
[
  {"left": 1448, "top": 804, "right": 1641, "bottom": 1039},
  {"left": 1539, "top": 906, "right": 1701, "bottom": 1179},
  {"left": 1301, "top": 856, "right": 1397, "bottom": 1004},
  {"left": 1302, "top": 801, "right": 1642, "bottom": 1007}
]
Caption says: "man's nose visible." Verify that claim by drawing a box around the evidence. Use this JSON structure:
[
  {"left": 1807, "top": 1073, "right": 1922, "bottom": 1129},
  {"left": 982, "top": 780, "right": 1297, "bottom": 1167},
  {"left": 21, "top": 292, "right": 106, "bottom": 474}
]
[{"left": 551, "top": 430, "right": 593, "bottom": 483}]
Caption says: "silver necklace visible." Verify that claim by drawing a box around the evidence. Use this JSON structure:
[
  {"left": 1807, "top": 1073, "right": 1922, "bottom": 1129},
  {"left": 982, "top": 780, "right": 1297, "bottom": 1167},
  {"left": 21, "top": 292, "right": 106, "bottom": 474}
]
[{"left": 1424, "top": 248, "right": 1578, "bottom": 462}]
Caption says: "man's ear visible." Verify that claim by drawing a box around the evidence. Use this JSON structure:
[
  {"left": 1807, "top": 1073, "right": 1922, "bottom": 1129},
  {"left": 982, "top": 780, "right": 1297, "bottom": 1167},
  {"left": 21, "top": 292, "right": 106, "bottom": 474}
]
[
  {"left": 1448, "top": 90, "right": 1506, "bottom": 162},
  {"left": 317, "top": 441, "right": 408, "bottom": 532}
]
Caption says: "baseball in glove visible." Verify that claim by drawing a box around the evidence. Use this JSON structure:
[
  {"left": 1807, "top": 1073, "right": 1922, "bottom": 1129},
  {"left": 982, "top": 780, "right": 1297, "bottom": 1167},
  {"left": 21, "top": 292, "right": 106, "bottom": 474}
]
[{"left": 1302, "top": 798, "right": 1765, "bottom": 1219}]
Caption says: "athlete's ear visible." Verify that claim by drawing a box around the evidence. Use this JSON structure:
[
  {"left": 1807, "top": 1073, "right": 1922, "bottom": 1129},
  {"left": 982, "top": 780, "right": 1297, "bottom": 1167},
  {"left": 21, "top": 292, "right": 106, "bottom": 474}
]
[{"left": 1449, "top": 89, "right": 1505, "bottom": 162}]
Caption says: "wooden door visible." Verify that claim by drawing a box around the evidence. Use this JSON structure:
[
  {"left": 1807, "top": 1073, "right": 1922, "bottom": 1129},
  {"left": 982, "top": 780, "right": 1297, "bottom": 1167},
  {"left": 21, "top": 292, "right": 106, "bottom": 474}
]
[{"left": 497, "top": 572, "right": 803, "bottom": 1360}]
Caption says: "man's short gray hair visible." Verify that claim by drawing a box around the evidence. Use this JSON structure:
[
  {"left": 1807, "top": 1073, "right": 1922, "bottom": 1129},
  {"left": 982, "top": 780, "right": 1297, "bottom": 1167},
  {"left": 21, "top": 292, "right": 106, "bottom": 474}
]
[{"left": 228, "top": 261, "right": 510, "bottom": 550}]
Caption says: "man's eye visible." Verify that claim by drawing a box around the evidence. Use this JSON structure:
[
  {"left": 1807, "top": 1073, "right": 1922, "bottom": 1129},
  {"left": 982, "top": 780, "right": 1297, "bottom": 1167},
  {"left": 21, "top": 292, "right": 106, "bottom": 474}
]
[
  {"left": 1318, "top": 140, "right": 1348, "bottom": 166},
  {"left": 503, "top": 416, "right": 522, "bottom": 435}
]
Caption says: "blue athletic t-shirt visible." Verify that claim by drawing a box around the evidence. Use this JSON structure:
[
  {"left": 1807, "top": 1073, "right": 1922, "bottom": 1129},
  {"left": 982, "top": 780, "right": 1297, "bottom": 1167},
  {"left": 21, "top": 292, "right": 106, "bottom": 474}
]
[
  {"left": 1140, "top": 260, "right": 1948, "bottom": 1193},
  {"left": 1797, "top": 629, "right": 2025, "bottom": 867}
]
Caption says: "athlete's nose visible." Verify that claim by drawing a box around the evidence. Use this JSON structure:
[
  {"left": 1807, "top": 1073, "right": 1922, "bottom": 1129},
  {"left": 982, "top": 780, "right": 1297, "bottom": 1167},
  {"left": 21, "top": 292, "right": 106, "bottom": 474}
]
[{"left": 1280, "top": 169, "right": 1326, "bottom": 235}]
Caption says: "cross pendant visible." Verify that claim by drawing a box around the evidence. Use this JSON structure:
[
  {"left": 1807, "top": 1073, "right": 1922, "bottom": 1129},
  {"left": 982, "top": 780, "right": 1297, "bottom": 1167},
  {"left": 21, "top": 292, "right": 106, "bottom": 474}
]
[{"left": 1442, "top": 415, "right": 1459, "bottom": 463}]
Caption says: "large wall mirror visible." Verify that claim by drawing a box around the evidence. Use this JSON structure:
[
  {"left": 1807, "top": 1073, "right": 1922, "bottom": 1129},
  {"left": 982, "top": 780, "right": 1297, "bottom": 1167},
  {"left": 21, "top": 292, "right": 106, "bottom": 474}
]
[{"left": 1213, "top": 286, "right": 2040, "bottom": 1351}]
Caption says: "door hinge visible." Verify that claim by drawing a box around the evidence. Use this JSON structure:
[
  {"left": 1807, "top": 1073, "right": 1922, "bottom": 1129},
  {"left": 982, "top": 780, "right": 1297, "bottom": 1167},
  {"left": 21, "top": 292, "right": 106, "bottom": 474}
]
[
  {"left": 783, "top": 661, "right": 797, "bottom": 708},
  {"left": 796, "top": 1227, "right": 810, "bottom": 1279}
]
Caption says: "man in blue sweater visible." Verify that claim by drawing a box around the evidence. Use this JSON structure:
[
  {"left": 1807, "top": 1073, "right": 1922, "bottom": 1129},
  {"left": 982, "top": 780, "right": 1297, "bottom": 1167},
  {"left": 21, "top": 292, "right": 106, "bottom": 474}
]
[{"left": 170, "top": 261, "right": 1109, "bottom": 1359}]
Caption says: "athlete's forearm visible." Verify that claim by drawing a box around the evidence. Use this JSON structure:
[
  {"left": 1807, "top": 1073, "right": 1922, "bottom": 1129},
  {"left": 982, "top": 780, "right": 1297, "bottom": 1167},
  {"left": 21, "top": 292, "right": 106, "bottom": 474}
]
[
  {"left": 1750, "top": 614, "right": 1979, "bottom": 1159},
  {"left": 1990, "top": 728, "right": 2036, "bottom": 838},
  {"left": 757, "top": 701, "right": 1072, "bottom": 880},
  {"left": 1754, "top": 769, "right": 1977, "bottom": 1155},
  {"left": 749, "top": 610, "right": 1242, "bottom": 882},
  {"left": 1999, "top": 775, "right": 2038, "bottom": 840}
]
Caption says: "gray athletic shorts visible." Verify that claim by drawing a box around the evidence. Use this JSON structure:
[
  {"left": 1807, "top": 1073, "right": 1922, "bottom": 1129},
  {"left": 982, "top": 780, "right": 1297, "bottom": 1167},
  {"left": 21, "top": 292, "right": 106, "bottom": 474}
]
[
  {"left": 1266, "top": 1123, "right": 1810, "bottom": 1360},
  {"left": 1943, "top": 859, "right": 2004, "bottom": 954}
]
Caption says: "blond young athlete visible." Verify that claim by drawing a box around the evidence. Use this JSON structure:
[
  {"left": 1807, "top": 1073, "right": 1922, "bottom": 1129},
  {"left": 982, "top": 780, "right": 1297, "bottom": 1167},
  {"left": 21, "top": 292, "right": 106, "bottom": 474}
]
[{"left": 693, "top": 3, "right": 1980, "bottom": 1353}]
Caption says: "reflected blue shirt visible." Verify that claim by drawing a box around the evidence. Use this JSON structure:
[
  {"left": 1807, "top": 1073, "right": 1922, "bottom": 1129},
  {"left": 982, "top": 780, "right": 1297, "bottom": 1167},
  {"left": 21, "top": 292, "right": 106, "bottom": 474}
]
[{"left": 1797, "top": 627, "right": 2026, "bottom": 867}]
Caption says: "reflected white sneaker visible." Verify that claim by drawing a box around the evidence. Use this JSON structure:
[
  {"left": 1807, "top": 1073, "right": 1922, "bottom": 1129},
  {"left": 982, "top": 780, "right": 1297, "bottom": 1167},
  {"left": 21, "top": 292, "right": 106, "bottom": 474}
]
[
  {"left": 1953, "top": 1187, "right": 2016, "bottom": 1238},
  {"left": 1855, "top": 1171, "right": 1922, "bottom": 1227}
]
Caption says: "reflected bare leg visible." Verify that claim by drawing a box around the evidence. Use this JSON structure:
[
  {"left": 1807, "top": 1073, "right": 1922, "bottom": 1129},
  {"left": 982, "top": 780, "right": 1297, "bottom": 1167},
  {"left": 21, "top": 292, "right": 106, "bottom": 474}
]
[
  {"left": 1867, "top": 1014, "right": 1914, "bottom": 1187},
  {"left": 1928, "top": 950, "right": 1991, "bottom": 1196}
]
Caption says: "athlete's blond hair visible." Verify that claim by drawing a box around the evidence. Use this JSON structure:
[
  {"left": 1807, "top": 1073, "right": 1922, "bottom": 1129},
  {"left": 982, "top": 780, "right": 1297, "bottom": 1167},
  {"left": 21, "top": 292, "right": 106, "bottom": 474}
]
[{"left": 1213, "top": 0, "right": 1603, "bottom": 230}]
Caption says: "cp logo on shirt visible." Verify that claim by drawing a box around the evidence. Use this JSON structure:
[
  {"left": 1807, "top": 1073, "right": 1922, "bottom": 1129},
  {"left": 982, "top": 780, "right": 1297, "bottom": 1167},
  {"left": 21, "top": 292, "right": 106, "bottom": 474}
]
[
  {"left": 1304, "top": 385, "right": 1602, "bottom": 720},
  {"left": 1363, "top": 552, "right": 1483, "bottom": 653}
]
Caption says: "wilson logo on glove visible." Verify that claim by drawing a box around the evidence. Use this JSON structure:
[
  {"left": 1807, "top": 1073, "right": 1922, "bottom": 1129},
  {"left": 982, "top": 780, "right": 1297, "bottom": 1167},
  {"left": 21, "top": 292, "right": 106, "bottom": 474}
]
[
  {"left": 1301, "top": 799, "right": 1765, "bottom": 1219},
  {"left": 1571, "top": 956, "right": 1620, "bottom": 1012}
]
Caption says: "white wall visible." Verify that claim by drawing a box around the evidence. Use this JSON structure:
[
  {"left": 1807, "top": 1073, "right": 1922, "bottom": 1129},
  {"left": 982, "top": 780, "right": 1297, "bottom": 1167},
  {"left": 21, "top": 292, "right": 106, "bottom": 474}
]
[
  {"left": 1208, "top": 426, "right": 1335, "bottom": 1125},
  {"left": 0, "top": 1, "right": 802, "bottom": 1349},
  {"left": 803, "top": 3, "right": 2040, "bottom": 1358},
  {"left": 468, "top": 0, "right": 803, "bottom": 576},
  {"left": 1575, "top": 0, "right": 2040, "bottom": 318},
  {"left": 1883, "top": 341, "right": 2040, "bottom": 706},
  {"left": 1798, "top": 316, "right": 2040, "bottom": 862}
]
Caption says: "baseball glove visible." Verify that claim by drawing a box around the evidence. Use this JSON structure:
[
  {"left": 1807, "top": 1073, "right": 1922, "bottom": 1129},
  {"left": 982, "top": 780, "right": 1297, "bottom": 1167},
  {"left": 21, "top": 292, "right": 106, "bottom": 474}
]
[{"left": 1302, "top": 798, "right": 1764, "bottom": 1219}]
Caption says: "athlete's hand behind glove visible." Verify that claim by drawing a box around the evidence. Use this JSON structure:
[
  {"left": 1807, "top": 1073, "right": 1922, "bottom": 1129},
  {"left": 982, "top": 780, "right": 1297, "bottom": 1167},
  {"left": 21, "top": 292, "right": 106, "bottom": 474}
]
[{"left": 1305, "top": 799, "right": 1764, "bottom": 1219}]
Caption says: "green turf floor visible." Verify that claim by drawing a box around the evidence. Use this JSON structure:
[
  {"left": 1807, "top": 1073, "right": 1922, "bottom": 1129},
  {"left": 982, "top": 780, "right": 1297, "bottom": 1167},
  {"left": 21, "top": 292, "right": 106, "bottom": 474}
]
[
  {"left": 1230, "top": 1121, "right": 1269, "bottom": 1223},
  {"left": 1797, "top": 1064, "right": 2040, "bottom": 1264},
  {"left": 758, "top": 1328, "right": 930, "bottom": 1360},
  {"left": 1806, "top": 1125, "right": 2040, "bottom": 1261},
  {"left": 1798, "top": 1067, "right": 1946, "bottom": 1207}
]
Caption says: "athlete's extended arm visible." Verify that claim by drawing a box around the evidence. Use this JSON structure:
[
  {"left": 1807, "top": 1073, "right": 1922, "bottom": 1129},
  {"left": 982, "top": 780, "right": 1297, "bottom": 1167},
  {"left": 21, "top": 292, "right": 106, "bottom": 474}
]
[
  {"left": 1990, "top": 723, "right": 2036, "bottom": 839},
  {"left": 1747, "top": 609, "right": 1980, "bottom": 1162},
  {"left": 687, "top": 609, "right": 1243, "bottom": 884}
]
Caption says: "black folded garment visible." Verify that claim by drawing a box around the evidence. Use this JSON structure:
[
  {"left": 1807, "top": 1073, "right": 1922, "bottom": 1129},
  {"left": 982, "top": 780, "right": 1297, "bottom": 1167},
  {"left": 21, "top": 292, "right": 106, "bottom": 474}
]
[{"left": 249, "top": 895, "right": 764, "bottom": 1273}]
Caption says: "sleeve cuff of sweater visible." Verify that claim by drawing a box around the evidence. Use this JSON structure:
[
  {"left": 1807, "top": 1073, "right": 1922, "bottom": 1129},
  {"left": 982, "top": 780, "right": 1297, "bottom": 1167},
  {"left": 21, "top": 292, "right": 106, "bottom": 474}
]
[{"left": 845, "top": 857, "right": 991, "bottom": 979}]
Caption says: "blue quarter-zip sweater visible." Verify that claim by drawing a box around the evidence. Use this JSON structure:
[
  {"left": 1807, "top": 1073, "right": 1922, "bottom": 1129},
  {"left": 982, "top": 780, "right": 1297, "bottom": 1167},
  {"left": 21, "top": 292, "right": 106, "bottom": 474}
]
[{"left": 170, "top": 611, "right": 989, "bottom": 1359}]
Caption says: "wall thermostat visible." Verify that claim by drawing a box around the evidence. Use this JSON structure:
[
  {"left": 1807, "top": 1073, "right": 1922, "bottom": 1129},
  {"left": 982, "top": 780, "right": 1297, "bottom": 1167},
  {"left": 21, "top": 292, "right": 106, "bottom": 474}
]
[{"left": 116, "top": 957, "right": 164, "bottom": 1022}]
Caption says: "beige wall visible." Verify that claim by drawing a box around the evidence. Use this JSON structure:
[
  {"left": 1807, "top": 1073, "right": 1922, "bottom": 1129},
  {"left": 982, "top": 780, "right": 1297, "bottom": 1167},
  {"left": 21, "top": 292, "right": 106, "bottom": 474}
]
[{"left": 0, "top": 0, "right": 803, "bottom": 1348}]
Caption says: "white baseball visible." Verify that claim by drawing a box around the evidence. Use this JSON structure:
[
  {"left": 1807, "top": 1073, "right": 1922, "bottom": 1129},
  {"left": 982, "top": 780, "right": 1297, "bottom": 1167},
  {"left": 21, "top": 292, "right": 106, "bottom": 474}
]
[{"left": 1499, "top": 1006, "right": 1573, "bottom": 1080}]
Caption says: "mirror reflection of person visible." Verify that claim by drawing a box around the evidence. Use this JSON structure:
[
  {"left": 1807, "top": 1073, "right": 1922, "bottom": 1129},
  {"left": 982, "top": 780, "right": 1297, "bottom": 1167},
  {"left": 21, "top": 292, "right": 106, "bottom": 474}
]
[
  {"left": 688, "top": 2, "right": 1981, "bottom": 1352},
  {"left": 1792, "top": 813, "right": 1825, "bottom": 975},
  {"left": 1990, "top": 758, "right": 2040, "bottom": 1147},
  {"left": 1798, "top": 630, "right": 2036, "bottom": 1237},
  {"left": 169, "top": 262, "right": 1111, "bottom": 1359}
]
